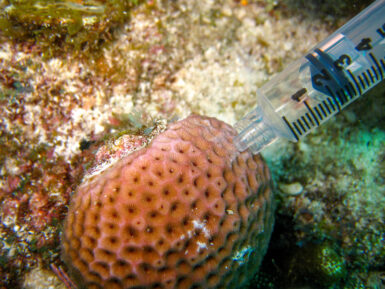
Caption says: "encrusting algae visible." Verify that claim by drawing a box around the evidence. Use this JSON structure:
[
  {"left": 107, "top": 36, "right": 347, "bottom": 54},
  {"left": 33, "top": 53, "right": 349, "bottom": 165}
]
[{"left": 0, "top": 0, "right": 143, "bottom": 57}]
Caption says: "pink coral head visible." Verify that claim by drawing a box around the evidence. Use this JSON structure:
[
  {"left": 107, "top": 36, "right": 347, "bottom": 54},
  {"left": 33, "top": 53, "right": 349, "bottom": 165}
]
[{"left": 61, "top": 114, "right": 274, "bottom": 289}]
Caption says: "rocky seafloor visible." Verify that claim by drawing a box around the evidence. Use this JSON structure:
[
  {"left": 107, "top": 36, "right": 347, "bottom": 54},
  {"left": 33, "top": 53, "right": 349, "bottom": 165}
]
[{"left": 0, "top": 0, "right": 383, "bottom": 288}]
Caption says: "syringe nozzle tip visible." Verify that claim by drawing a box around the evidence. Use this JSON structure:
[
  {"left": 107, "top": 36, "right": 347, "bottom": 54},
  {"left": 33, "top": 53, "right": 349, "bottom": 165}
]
[{"left": 233, "top": 135, "right": 249, "bottom": 152}]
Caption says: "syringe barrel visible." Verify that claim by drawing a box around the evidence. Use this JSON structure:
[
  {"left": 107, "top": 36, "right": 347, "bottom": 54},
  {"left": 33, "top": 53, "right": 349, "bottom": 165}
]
[{"left": 234, "top": 0, "right": 385, "bottom": 154}]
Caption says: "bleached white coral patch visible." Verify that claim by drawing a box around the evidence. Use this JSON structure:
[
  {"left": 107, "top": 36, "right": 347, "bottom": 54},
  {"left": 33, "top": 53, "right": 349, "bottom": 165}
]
[
  {"left": 192, "top": 219, "right": 211, "bottom": 238},
  {"left": 196, "top": 241, "right": 208, "bottom": 252}
]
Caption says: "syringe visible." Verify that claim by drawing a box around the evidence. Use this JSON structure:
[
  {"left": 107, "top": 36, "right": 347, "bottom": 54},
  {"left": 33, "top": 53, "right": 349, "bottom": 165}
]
[{"left": 234, "top": 0, "right": 385, "bottom": 154}]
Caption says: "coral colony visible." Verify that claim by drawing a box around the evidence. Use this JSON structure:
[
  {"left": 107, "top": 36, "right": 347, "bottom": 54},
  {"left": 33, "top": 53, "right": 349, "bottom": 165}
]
[{"left": 62, "top": 115, "right": 274, "bottom": 288}]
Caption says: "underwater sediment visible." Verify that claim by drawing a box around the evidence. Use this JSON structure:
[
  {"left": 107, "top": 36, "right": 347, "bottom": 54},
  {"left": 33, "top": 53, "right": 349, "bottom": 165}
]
[{"left": 0, "top": 0, "right": 383, "bottom": 288}]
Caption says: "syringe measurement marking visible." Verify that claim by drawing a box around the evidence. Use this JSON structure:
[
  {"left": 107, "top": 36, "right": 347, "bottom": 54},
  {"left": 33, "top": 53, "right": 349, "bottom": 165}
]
[
  {"left": 297, "top": 118, "right": 306, "bottom": 132},
  {"left": 346, "top": 84, "right": 355, "bottom": 98},
  {"left": 336, "top": 90, "right": 347, "bottom": 104},
  {"left": 347, "top": 70, "right": 362, "bottom": 95},
  {"left": 284, "top": 64, "right": 383, "bottom": 139},
  {"left": 370, "top": 61, "right": 379, "bottom": 81},
  {"left": 286, "top": 56, "right": 384, "bottom": 136},
  {"left": 378, "top": 23, "right": 385, "bottom": 38},
  {"left": 301, "top": 116, "right": 311, "bottom": 130},
  {"left": 292, "top": 121, "right": 302, "bottom": 138},
  {"left": 358, "top": 75, "right": 366, "bottom": 89},
  {"left": 304, "top": 101, "right": 319, "bottom": 125},
  {"left": 288, "top": 47, "right": 385, "bottom": 137},
  {"left": 283, "top": 89, "right": 346, "bottom": 140},
  {"left": 306, "top": 112, "right": 315, "bottom": 126},
  {"left": 362, "top": 72, "right": 370, "bottom": 87},
  {"left": 323, "top": 100, "right": 332, "bottom": 114},
  {"left": 283, "top": 100, "right": 333, "bottom": 139},
  {"left": 318, "top": 103, "right": 328, "bottom": 117},
  {"left": 313, "top": 105, "right": 324, "bottom": 121},
  {"left": 309, "top": 31, "right": 385, "bottom": 97},
  {"left": 381, "top": 59, "right": 385, "bottom": 72},
  {"left": 282, "top": 21, "right": 385, "bottom": 144},
  {"left": 326, "top": 98, "right": 337, "bottom": 112},
  {"left": 284, "top": 59, "right": 381, "bottom": 139},
  {"left": 318, "top": 101, "right": 328, "bottom": 116},
  {"left": 369, "top": 52, "right": 383, "bottom": 80},
  {"left": 345, "top": 87, "right": 351, "bottom": 99},
  {"left": 367, "top": 69, "right": 374, "bottom": 83},
  {"left": 346, "top": 52, "right": 384, "bottom": 95},
  {"left": 325, "top": 87, "right": 341, "bottom": 111},
  {"left": 282, "top": 116, "right": 299, "bottom": 140}
]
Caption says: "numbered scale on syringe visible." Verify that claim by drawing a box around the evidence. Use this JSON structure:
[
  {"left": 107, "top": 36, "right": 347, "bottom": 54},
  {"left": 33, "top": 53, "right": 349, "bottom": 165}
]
[{"left": 283, "top": 21, "right": 385, "bottom": 141}]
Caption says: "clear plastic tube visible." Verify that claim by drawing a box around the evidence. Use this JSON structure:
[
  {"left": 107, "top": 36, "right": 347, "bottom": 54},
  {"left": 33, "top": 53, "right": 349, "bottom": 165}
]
[{"left": 234, "top": 0, "right": 385, "bottom": 153}]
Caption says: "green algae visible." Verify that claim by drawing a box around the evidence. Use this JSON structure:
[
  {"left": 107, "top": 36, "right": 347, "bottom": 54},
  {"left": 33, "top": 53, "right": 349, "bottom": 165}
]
[
  {"left": 0, "top": 0, "right": 142, "bottom": 57},
  {"left": 313, "top": 244, "right": 347, "bottom": 283}
]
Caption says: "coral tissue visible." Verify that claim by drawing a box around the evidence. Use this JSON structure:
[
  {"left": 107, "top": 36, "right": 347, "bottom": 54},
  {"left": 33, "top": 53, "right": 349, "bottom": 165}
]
[{"left": 61, "top": 114, "right": 274, "bottom": 289}]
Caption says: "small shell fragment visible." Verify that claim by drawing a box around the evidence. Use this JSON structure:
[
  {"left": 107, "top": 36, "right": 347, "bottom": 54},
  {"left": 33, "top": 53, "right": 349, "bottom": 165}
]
[{"left": 279, "top": 182, "right": 303, "bottom": 196}]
